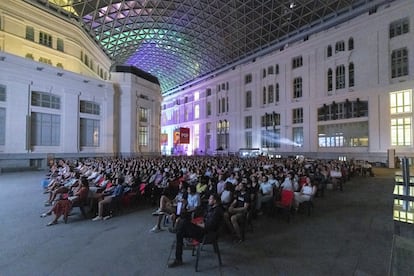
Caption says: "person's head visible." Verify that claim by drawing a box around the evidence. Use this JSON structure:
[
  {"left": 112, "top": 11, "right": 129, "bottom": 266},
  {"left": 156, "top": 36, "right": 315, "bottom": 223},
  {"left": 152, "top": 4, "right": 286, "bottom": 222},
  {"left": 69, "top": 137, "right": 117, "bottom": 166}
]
[
  {"left": 208, "top": 193, "right": 221, "bottom": 206},
  {"left": 188, "top": 185, "right": 196, "bottom": 194}
]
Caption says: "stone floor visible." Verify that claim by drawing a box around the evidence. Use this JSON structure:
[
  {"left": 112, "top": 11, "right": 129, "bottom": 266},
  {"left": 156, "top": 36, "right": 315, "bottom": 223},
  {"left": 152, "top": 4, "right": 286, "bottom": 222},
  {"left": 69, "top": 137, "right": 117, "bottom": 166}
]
[{"left": 0, "top": 168, "right": 403, "bottom": 275}]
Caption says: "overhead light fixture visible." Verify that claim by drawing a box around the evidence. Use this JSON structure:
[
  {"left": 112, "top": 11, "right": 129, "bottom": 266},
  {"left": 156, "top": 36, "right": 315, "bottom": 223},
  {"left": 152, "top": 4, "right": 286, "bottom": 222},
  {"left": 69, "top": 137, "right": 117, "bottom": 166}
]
[
  {"left": 36, "top": 66, "right": 44, "bottom": 71},
  {"left": 57, "top": 72, "right": 64, "bottom": 77},
  {"left": 289, "top": 2, "right": 296, "bottom": 9}
]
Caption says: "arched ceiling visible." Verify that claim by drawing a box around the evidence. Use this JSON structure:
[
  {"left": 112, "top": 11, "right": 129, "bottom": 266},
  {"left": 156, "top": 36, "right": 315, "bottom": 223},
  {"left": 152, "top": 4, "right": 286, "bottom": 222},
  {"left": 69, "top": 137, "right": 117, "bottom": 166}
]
[{"left": 27, "top": 0, "right": 388, "bottom": 94}]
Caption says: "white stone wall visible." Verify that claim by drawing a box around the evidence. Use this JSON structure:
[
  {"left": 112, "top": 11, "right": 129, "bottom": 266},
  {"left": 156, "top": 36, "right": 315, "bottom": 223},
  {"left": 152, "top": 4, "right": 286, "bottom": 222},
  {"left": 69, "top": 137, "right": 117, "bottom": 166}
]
[{"left": 161, "top": 0, "right": 414, "bottom": 162}]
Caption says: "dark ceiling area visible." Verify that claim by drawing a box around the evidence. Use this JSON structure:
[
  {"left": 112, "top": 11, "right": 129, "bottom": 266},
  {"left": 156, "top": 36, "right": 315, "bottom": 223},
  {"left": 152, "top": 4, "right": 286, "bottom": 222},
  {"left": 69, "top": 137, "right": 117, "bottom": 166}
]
[{"left": 27, "top": 0, "right": 389, "bottom": 94}]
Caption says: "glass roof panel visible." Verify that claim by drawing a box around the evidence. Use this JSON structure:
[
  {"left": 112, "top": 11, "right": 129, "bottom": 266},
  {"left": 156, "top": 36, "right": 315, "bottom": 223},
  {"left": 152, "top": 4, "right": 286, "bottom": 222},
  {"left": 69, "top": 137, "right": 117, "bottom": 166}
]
[{"left": 27, "top": 0, "right": 388, "bottom": 94}]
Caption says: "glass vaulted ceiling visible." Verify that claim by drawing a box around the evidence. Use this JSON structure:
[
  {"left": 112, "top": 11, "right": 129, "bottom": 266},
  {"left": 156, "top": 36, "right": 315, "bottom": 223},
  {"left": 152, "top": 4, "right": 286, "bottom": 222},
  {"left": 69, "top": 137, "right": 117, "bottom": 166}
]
[{"left": 28, "top": 0, "right": 388, "bottom": 94}]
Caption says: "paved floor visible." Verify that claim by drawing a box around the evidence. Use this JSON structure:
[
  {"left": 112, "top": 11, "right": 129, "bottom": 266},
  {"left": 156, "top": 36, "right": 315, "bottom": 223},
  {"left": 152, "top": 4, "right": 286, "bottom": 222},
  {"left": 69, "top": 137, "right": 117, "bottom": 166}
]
[{"left": 0, "top": 168, "right": 399, "bottom": 275}]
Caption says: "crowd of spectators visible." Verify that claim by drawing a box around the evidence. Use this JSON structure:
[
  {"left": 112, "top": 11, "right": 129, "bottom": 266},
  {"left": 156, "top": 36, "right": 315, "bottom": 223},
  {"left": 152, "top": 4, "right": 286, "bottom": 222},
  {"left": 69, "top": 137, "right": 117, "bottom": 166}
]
[{"left": 39, "top": 156, "right": 365, "bottom": 227}]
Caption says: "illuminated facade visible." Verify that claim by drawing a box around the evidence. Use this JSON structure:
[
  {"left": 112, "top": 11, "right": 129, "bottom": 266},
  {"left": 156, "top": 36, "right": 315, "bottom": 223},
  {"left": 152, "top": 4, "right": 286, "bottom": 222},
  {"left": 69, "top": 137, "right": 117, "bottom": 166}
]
[
  {"left": 161, "top": 0, "right": 414, "bottom": 162},
  {"left": 0, "top": 1, "right": 162, "bottom": 168}
]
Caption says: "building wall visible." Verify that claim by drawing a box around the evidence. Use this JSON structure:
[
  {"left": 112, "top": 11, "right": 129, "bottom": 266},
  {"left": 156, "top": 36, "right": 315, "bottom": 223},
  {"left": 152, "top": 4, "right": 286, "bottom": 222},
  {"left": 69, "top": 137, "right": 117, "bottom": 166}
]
[
  {"left": 161, "top": 0, "right": 414, "bottom": 163},
  {"left": 0, "top": 1, "right": 162, "bottom": 169}
]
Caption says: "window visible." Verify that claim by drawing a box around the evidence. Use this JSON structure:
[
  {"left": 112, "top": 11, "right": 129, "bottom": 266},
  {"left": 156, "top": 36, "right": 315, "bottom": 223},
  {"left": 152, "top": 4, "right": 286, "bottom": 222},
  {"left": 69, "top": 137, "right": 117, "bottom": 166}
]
[
  {"left": 292, "top": 56, "right": 303, "bottom": 69},
  {"left": 39, "top": 31, "right": 52, "bottom": 48},
  {"left": 292, "top": 108, "right": 303, "bottom": 124},
  {"left": 261, "top": 129, "right": 280, "bottom": 148},
  {"left": 268, "top": 85, "right": 274, "bottom": 103},
  {"left": 184, "top": 107, "right": 189, "bottom": 121},
  {"left": 194, "top": 91, "right": 199, "bottom": 101},
  {"left": 245, "top": 116, "right": 252, "bottom": 129},
  {"left": 318, "top": 122, "right": 368, "bottom": 147},
  {"left": 327, "top": 45, "right": 332, "bottom": 57},
  {"left": 245, "top": 74, "right": 252, "bottom": 84},
  {"left": 262, "top": 69, "right": 266, "bottom": 79},
  {"left": 206, "top": 122, "right": 211, "bottom": 133},
  {"left": 0, "top": 85, "right": 5, "bottom": 101},
  {"left": 262, "top": 87, "right": 266, "bottom": 105},
  {"left": 292, "top": 127, "right": 303, "bottom": 147},
  {"left": 293, "top": 77, "right": 302, "bottom": 98},
  {"left": 335, "top": 41, "right": 345, "bottom": 53},
  {"left": 57, "top": 38, "right": 64, "bottom": 52},
  {"left": 0, "top": 108, "right": 5, "bottom": 145},
  {"left": 207, "top": 102, "right": 211, "bottom": 116},
  {"left": 206, "top": 88, "right": 212, "bottom": 96},
  {"left": 390, "top": 18, "right": 410, "bottom": 38},
  {"left": 327, "top": 69, "right": 333, "bottom": 92},
  {"left": 263, "top": 112, "right": 281, "bottom": 127},
  {"left": 217, "top": 120, "right": 229, "bottom": 150},
  {"left": 139, "top": 107, "right": 148, "bottom": 122},
  {"left": 391, "top": 48, "right": 409, "bottom": 78},
  {"left": 245, "top": 131, "right": 252, "bottom": 148},
  {"left": 349, "top": 63, "right": 355, "bottom": 87},
  {"left": 221, "top": 98, "right": 226, "bottom": 113},
  {"left": 31, "top": 91, "right": 60, "bottom": 109},
  {"left": 390, "top": 89, "right": 412, "bottom": 147},
  {"left": 348, "top": 37, "right": 354, "bottom": 50},
  {"left": 336, "top": 65, "right": 346, "bottom": 89},
  {"left": 245, "top": 91, "right": 252, "bottom": 108},
  {"left": 31, "top": 112, "right": 60, "bottom": 146},
  {"left": 138, "top": 126, "right": 148, "bottom": 146},
  {"left": 390, "top": 89, "right": 411, "bottom": 115},
  {"left": 194, "top": 104, "right": 200, "bottom": 119},
  {"left": 275, "top": 83, "right": 280, "bottom": 102},
  {"left": 26, "top": 26, "right": 34, "bottom": 41},
  {"left": 80, "top": 118, "right": 100, "bottom": 147},
  {"left": 268, "top": 66, "right": 274, "bottom": 75},
  {"left": 80, "top": 100, "right": 100, "bottom": 115},
  {"left": 391, "top": 118, "right": 411, "bottom": 146},
  {"left": 275, "top": 64, "right": 279, "bottom": 74},
  {"left": 317, "top": 99, "right": 368, "bottom": 121}
]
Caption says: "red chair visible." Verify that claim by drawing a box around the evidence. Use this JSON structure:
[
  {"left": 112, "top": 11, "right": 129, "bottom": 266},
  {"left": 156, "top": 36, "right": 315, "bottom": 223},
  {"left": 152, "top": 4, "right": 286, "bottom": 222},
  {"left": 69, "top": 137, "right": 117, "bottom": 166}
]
[{"left": 274, "top": 189, "right": 294, "bottom": 223}]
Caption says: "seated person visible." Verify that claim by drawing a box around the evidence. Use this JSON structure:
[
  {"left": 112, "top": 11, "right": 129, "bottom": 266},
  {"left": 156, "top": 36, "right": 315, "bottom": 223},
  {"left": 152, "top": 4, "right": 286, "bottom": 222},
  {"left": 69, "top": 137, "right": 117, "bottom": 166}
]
[
  {"left": 89, "top": 173, "right": 111, "bottom": 193},
  {"left": 150, "top": 181, "right": 188, "bottom": 233},
  {"left": 44, "top": 172, "right": 80, "bottom": 206},
  {"left": 255, "top": 175, "right": 273, "bottom": 214},
  {"left": 41, "top": 178, "right": 90, "bottom": 224},
  {"left": 220, "top": 182, "right": 234, "bottom": 210},
  {"left": 293, "top": 177, "right": 317, "bottom": 210},
  {"left": 168, "top": 193, "right": 224, "bottom": 268},
  {"left": 91, "top": 178, "right": 124, "bottom": 221},
  {"left": 170, "top": 185, "right": 202, "bottom": 232},
  {"left": 223, "top": 181, "right": 250, "bottom": 243}
]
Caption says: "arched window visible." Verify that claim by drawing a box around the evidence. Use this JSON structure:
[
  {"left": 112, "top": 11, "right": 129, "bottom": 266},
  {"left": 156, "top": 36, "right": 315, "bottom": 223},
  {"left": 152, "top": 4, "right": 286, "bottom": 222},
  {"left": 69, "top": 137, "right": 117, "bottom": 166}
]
[
  {"left": 336, "top": 65, "right": 346, "bottom": 89},
  {"left": 348, "top": 37, "right": 354, "bottom": 50},
  {"left": 349, "top": 63, "right": 354, "bottom": 87},
  {"left": 327, "top": 69, "right": 333, "bottom": 92},
  {"left": 327, "top": 45, "right": 332, "bottom": 57}
]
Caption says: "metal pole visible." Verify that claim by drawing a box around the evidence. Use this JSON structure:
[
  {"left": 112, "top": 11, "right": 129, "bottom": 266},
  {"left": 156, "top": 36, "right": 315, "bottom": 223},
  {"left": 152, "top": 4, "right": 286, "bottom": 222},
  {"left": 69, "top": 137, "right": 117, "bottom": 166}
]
[{"left": 402, "top": 157, "right": 409, "bottom": 211}]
